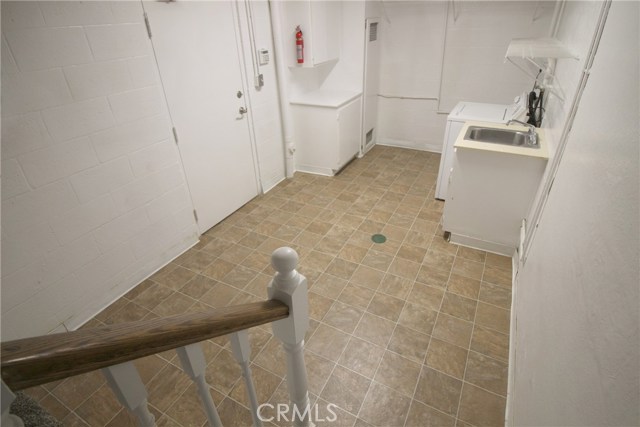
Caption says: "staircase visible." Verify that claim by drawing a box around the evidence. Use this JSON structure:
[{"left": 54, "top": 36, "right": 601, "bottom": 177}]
[{"left": 1, "top": 247, "right": 311, "bottom": 427}]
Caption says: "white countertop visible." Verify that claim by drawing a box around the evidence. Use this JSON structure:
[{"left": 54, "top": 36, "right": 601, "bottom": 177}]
[
  {"left": 290, "top": 89, "right": 362, "bottom": 108},
  {"left": 454, "top": 121, "right": 549, "bottom": 159}
]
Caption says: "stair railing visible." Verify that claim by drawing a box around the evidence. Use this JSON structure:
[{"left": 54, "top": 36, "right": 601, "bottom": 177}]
[{"left": 1, "top": 247, "right": 311, "bottom": 427}]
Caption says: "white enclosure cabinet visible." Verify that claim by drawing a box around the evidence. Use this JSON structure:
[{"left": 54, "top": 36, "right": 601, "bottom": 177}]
[
  {"left": 443, "top": 122, "right": 549, "bottom": 255},
  {"left": 291, "top": 90, "right": 362, "bottom": 176},
  {"left": 281, "top": 0, "right": 341, "bottom": 67}
]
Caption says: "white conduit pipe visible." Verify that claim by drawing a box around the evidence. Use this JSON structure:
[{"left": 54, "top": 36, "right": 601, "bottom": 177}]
[{"left": 268, "top": 0, "right": 295, "bottom": 179}]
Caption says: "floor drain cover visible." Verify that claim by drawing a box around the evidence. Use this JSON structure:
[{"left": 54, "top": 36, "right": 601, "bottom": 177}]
[{"left": 371, "top": 234, "right": 386, "bottom": 244}]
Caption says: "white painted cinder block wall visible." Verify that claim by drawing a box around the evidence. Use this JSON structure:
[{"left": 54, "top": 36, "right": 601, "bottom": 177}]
[
  {"left": 1, "top": 1, "right": 199, "bottom": 340},
  {"left": 509, "top": 1, "right": 639, "bottom": 424},
  {"left": 375, "top": 1, "right": 553, "bottom": 152}
]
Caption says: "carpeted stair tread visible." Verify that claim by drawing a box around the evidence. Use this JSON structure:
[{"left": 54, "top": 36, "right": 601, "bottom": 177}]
[{"left": 9, "top": 392, "right": 63, "bottom": 427}]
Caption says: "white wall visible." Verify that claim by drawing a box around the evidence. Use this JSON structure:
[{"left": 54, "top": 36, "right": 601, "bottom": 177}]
[
  {"left": 376, "top": 1, "right": 553, "bottom": 152},
  {"left": 282, "top": 0, "right": 366, "bottom": 99},
  {"left": 1, "top": 1, "right": 199, "bottom": 339},
  {"left": 509, "top": 1, "right": 639, "bottom": 425}
]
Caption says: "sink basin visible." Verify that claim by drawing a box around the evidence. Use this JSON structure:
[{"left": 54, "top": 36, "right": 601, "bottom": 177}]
[{"left": 464, "top": 126, "right": 539, "bottom": 148}]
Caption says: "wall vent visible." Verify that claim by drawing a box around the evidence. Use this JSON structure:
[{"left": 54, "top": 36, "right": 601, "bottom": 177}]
[
  {"left": 366, "top": 128, "right": 374, "bottom": 144},
  {"left": 369, "top": 22, "right": 378, "bottom": 42}
]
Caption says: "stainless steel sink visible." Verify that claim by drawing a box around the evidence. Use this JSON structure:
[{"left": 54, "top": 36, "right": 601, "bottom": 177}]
[{"left": 464, "top": 126, "right": 539, "bottom": 148}]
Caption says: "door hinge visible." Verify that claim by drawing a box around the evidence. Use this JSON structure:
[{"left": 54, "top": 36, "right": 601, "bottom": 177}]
[
  {"left": 193, "top": 209, "right": 198, "bottom": 223},
  {"left": 172, "top": 127, "right": 178, "bottom": 144},
  {"left": 144, "top": 12, "right": 152, "bottom": 39}
]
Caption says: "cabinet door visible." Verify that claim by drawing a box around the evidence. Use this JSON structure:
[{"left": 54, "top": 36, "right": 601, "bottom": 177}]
[{"left": 310, "top": 1, "right": 341, "bottom": 65}]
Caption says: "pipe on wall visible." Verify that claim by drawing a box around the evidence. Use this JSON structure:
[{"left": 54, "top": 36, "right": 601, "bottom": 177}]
[{"left": 268, "top": 0, "right": 295, "bottom": 179}]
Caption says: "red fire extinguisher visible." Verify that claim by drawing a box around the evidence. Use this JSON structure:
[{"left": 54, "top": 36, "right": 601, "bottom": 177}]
[{"left": 295, "top": 25, "right": 304, "bottom": 64}]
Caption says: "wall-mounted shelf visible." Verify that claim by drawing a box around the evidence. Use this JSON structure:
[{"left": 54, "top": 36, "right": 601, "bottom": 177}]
[{"left": 505, "top": 37, "right": 579, "bottom": 102}]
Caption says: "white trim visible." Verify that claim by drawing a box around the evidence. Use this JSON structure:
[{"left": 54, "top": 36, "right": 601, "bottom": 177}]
[{"left": 448, "top": 233, "right": 515, "bottom": 257}]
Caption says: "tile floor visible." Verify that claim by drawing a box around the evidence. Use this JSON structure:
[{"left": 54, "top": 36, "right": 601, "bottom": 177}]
[{"left": 24, "top": 146, "right": 513, "bottom": 427}]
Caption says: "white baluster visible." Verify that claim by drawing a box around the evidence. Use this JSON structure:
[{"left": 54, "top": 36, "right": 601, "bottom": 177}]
[
  {"left": 102, "top": 362, "right": 155, "bottom": 427},
  {"left": 1, "top": 381, "right": 24, "bottom": 427},
  {"left": 230, "top": 331, "right": 263, "bottom": 427},
  {"left": 176, "top": 343, "right": 222, "bottom": 427},
  {"left": 268, "top": 247, "right": 312, "bottom": 427}
]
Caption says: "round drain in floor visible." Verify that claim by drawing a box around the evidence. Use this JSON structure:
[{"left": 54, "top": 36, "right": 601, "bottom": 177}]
[{"left": 371, "top": 234, "right": 387, "bottom": 244}]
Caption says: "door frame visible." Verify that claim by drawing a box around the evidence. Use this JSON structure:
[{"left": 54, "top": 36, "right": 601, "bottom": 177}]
[{"left": 141, "top": 0, "right": 264, "bottom": 235}]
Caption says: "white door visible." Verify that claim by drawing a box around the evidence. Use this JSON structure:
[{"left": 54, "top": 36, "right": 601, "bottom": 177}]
[{"left": 143, "top": 1, "right": 259, "bottom": 234}]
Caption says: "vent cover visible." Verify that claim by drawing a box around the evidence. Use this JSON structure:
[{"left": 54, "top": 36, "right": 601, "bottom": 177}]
[
  {"left": 366, "top": 128, "right": 374, "bottom": 144},
  {"left": 369, "top": 22, "right": 378, "bottom": 42}
]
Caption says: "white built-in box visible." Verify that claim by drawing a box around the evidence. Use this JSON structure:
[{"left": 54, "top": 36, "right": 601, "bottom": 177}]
[
  {"left": 280, "top": 0, "right": 341, "bottom": 67},
  {"left": 291, "top": 90, "right": 362, "bottom": 176}
]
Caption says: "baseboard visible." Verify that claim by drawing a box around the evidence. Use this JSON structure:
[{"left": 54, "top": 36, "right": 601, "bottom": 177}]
[
  {"left": 449, "top": 233, "right": 515, "bottom": 257},
  {"left": 377, "top": 137, "right": 442, "bottom": 154},
  {"left": 294, "top": 164, "right": 335, "bottom": 177}
]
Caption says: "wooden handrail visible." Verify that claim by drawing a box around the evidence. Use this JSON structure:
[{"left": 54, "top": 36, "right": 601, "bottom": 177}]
[{"left": 1, "top": 300, "right": 289, "bottom": 391}]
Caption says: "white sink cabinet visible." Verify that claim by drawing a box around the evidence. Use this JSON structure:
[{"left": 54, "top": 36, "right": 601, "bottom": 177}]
[{"left": 443, "top": 122, "right": 549, "bottom": 255}]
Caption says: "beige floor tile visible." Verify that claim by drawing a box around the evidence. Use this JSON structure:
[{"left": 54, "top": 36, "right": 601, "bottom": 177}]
[
  {"left": 308, "top": 292, "right": 335, "bottom": 321},
  {"left": 326, "top": 258, "right": 359, "bottom": 280},
  {"left": 440, "top": 292, "right": 477, "bottom": 322},
  {"left": 320, "top": 365, "right": 371, "bottom": 414},
  {"left": 307, "top": 324, "right": 350, "bottom": 362},
  {"left": 312, "top": 273, "right": 349, "bottom": 299},
  {"left": 305, "top": 352, "right": 335, "bottom": 395},
  {"left": 358, "top": 382, "right": 411, "bottom": 427},
  {"left": 388, "top": 257, "right": 421, "bottom": 280},
  {"left": 398, "top": 303, "right": 438, "bottom": 336},
  {"left": 353, "top": 312, "right": 396, "bottom": 348},
  {"left": 387, "top": 325, "right": 430, "bottom": 363},
  {"left": 147, "top": 363, "right": 192, "bottom": 412},
  {"left": 63, "top": 146, "right": 514, "bottom": 427},
  {"left": 51, "top": 370, "right": 105, "bottom": 410},
  {"left": 475, "top": 302, "right": 510, "bottom": 334},
  {"left": 478, "top": 282, "right": 512, "bottom": 309},
  {"left": 452, "top": 258, "right": 484, "bottom": 281},
  {"left": 446, "top": 274, "right": 481, "bottom": 300},
  {"left": 218, "top": 397, "right": 254, "bottom": 426},
  {"left": 367, "top": 292, "right": 405, "bottom": 322},
  {"left": 432, "top": 314, "right": 473, "bottom": 349},
  {"left": 485, "top": 253, "right": 512, "bottom": 270},
  {"left": 179, "top": 274, "right": 218, "bottom": 299},
  {"left": 230, "top": 365, "right": 281, "bottom": 408},
  {"left": 457, "top": 383, "right": 506, "bottom": 427},
  {"left": 414, "top": 367, "right": 463, "bottom": 416},
  {"left": 378, "top": 273, "right": 412, "bottom": 300},
  {"left": 338, "top": 337, "right": 385, "bottom": 379},
  {"left": 39, "top": 393, "right": 71, "bottom": 421},
  {"left": 408, "top": 283, "right": 444, "bottom": 311},
  {"left": 456, "top": 247, "right": 486, "bottom": 263},
  {"left": 374, "top": 351, "right": 421, "bottom": 396},
  {"left": 323, "top": 301, "right": 364, "bottom": 334},
  {"left": 425, "top": 338, "right": 468, "bottom": 380},
  {"left": 405, "top": 400, "right": 456, "bottom": 427},
  {"left": 470, "top": 325, "right": 509, "bottom": 362},
  {"left": 464, "top": 351, "right": 508, "bottom": 396},
  {"left": 416, "top": 266, "right": 449, "bottom": 289},
  {"left": 423, "top": 250, "right": 455, "bottom": 273},
  {"left": 482, "top": 265, "right": 512, "bottom": 287},
  {"left": 360, "top": 250, "right": 394, "bottom": 272}
]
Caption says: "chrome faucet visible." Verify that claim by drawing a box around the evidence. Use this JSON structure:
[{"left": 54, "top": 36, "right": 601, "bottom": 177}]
[{"left": 507, "top": 120, "right": 538, "bottom": 146}]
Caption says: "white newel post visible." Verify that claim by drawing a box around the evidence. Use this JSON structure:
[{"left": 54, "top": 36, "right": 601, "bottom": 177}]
[
  {"left": 230, "top": 330, "right": 263, "bottom": 427},
  {"left": 176, "top": 343, "right": 223, "bottom": 427},
  {"left": 1, "top": 381, "right": 24, "bottom": 427},
  {"left": 102, "top": 362, "right": 155, "bottom": 427},
  {"left": 268, "top": 247, "right": 312, "bottom": 427}
]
